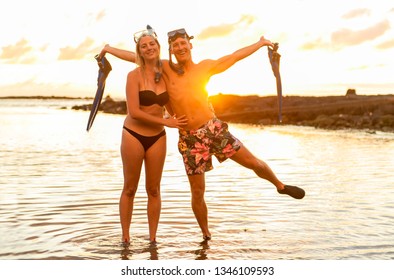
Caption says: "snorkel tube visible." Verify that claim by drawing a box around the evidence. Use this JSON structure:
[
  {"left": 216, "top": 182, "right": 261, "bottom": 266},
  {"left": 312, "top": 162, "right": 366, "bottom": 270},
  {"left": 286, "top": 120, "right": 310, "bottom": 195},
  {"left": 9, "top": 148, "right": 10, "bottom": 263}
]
[{"left": 168, "top": 50, "right": 184, "bottom": 75}]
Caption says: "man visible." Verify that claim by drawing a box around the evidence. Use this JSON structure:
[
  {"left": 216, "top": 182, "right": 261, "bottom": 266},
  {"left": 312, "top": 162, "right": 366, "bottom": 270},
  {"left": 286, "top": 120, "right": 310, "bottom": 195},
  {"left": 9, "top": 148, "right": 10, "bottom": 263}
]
[{"left": 101, "top": 27, "right": 305, "bottom": 240}]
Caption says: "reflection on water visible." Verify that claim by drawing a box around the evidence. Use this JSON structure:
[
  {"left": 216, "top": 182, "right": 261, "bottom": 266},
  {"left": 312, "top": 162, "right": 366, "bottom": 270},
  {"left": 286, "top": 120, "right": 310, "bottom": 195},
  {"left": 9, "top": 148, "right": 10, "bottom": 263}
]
[
  {"left": 0, "top": 99, "right": 393, "bottom": 260},
  {"left": 120, "top": 242, "right": 159, "bottom": 261}
]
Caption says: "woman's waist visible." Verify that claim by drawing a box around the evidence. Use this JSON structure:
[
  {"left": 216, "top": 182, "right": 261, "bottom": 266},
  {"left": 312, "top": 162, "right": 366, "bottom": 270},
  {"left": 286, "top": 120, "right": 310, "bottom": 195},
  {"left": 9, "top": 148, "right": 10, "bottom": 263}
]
[{"left": 123, "top": 117, "right": 164, "bottom": 136}]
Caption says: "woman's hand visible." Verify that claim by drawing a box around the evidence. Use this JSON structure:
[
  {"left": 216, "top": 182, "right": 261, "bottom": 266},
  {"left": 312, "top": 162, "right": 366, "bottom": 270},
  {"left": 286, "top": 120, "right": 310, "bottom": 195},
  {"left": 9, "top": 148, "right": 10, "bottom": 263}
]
[
  {"left": 165, "top": 114, "right": 188, "bottom": 128},
  {"left": 99, "top": 44, "right": 110, "bottom": 59}
]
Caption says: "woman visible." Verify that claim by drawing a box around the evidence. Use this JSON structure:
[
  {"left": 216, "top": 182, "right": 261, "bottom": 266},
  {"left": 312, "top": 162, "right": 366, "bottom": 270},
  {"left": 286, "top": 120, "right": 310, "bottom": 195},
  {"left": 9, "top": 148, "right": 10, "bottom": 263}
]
[{"left": 119, "top": 27, "right": 187, "bottom": 243}]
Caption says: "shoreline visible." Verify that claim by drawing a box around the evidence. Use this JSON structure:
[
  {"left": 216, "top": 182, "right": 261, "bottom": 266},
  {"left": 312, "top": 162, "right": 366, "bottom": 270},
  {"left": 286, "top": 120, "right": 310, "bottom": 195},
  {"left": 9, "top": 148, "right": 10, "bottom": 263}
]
[
  {"left": 70, "top": 94, "right": 394, "bottom": 133},
  {"left": 0, "top": 95, "right": 92, "bottom": 100},
  {"left": 4, "top": 94, "right": 392, "bottom": 132},
  {"left": 210, "top": 94, "right": 394, "bottom": 132},
  {"left": 70, "top": 94, "right": 394, "bottom": 132}
]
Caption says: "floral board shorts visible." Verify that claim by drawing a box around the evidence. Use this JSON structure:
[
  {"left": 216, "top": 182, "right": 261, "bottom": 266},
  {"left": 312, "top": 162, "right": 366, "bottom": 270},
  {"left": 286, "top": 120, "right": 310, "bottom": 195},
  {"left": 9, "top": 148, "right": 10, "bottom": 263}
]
[{"left": 178, "top": 118, "right": 242, "bottom": 175}]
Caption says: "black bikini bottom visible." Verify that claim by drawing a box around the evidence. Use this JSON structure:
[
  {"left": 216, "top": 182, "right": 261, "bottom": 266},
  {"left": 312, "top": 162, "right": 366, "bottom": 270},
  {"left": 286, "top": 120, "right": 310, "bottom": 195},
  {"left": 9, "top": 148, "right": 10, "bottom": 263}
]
[{"left": 123, "top": 126, "right": 166, "bottom": 152}]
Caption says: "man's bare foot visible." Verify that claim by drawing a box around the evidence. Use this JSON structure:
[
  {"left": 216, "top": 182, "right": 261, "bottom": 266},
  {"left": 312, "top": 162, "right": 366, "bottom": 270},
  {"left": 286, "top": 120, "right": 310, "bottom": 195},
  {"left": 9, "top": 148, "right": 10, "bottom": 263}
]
[{"left": 278, "top": 185, "right": 305, "bottom": 199}]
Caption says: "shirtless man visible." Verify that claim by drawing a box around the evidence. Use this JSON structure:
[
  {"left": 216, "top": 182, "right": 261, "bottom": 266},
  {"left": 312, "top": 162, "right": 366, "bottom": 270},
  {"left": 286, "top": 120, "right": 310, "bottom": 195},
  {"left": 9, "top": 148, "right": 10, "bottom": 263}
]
[{"left": 101, "top": 27, "right": 305, "bottom": 240}]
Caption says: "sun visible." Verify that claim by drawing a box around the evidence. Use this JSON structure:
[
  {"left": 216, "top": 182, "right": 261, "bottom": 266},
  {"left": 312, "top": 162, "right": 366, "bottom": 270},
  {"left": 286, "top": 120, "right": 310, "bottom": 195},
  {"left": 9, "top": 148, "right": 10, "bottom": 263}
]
[{"left": 206, "top": 81, "right": 220, "bottom": 97}]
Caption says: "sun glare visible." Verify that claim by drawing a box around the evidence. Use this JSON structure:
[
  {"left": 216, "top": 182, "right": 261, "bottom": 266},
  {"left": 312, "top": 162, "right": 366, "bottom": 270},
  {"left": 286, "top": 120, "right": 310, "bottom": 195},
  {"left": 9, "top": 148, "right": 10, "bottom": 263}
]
[{"left": 1, "top": 0, "right": 393, "bottom": 98}]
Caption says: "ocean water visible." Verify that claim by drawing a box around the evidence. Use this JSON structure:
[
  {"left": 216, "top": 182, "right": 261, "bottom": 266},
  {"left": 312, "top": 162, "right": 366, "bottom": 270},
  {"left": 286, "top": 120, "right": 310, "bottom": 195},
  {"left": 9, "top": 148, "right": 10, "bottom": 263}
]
[{"left": 0, "top": 99, "right": 393, "bottom": 260}]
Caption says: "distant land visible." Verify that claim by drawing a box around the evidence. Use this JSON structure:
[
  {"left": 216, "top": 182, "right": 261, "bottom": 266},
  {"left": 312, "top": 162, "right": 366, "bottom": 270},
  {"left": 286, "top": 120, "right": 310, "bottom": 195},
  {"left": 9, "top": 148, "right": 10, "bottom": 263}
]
[
  {"left": 70, "top": 93, "right": 394, "bottom": 132},
  {"left": 0, "top": 95, "right": 92, "bottom": 100}
]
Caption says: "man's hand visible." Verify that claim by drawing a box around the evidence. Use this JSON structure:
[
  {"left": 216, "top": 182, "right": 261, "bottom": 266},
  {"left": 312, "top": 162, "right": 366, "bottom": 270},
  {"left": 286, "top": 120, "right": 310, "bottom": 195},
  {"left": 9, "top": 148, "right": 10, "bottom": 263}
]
[{"left": 259, "top": 36, "right": 274, "bottom": 48}]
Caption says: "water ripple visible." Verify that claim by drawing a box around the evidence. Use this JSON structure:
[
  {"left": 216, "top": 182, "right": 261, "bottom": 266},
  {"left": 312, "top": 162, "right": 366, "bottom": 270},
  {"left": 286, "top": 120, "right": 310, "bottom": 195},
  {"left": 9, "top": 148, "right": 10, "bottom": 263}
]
[{"left": 1, "top": 102, "right": 393, "bottom": 259}]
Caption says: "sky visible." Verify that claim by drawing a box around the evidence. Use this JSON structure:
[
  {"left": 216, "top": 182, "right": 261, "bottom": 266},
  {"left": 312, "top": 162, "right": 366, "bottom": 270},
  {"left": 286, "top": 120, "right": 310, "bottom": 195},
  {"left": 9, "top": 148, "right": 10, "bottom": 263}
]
[{"left": 0, "top": 0, "right": 393, "bottom": 98}]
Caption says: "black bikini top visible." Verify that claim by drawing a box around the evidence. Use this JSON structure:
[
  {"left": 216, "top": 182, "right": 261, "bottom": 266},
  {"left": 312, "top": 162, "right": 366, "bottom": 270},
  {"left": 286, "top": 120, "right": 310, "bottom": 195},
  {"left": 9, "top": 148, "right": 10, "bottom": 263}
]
[{"left": 139, "top": 90, "right": 169, "bottom": 107}]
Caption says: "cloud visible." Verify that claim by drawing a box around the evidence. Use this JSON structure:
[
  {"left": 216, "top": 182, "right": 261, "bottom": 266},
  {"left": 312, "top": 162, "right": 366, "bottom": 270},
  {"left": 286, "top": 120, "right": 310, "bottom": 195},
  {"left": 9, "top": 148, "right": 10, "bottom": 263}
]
[
  {"left": 197, "top": 15, "right": 256, "bottom": 40},
  {"left": 342, "top": 8, "right": 371, "bottom": 19},
  {"left": 301, "top": 19, "right": 391, "bottom": 51},
  {"left": 300, "top": 38, "right": 330, "bottom": 51},
  {"left": 0, "top": 79, "right": 88, "bottom": 97},
  {"left": 95, "top": 10, "right": 106, "bottom": 22},
  {"left": 0, "top": 39, "right": 35, "bottom": 64},
  {"left": 349, "top": 63, "right": 387, "bottom": 71},
  {"left": 40, "top": 44, "right": 49, "bottom": 52},
  {"left": 376, "top": 38, "right": 394, "bottom": 49},
  {"left": 331, "top": 19, "right": 390, "bottom": 47},
  {"left": 58, "top": 37, "right": 97, "bottom": 60}
]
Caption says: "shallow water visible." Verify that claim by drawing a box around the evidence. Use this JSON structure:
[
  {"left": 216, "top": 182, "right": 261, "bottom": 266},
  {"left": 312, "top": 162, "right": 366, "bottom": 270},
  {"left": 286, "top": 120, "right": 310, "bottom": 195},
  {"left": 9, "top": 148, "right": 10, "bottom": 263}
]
[{"left": 0, "top": 99, "right": 393, "bottom": 260}]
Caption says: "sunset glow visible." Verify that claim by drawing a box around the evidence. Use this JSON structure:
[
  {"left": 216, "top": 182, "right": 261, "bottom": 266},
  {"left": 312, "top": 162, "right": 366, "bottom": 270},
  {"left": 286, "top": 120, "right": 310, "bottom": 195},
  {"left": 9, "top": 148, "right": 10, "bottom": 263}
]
[{"left": 1, "top": 0, "right": 393, "bottom": 98}]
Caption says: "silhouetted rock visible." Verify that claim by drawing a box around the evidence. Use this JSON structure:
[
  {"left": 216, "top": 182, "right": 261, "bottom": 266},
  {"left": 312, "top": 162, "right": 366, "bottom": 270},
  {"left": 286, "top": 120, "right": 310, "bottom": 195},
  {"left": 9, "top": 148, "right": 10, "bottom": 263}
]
[
  {"left": 346, "top": 88, "right": 357, "bottom": 98},
  {"left": 73, "top": 94, "right": 394, "bottom": 132},
  {"left": 72, "top": 96, "right": 127, "bottom": 114}
]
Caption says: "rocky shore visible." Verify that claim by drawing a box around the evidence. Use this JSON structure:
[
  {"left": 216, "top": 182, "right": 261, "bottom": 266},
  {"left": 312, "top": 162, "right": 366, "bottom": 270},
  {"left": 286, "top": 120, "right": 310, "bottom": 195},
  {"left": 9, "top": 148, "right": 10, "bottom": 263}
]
[{"left": 72, "top": 94, "right": 394, "bottom": 132}]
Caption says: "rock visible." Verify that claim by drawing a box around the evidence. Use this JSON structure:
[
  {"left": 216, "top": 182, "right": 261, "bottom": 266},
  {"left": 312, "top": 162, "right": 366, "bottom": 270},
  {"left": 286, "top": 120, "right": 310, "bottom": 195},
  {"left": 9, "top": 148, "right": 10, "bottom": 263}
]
[
  {"left": 72, "top": 94, "right": 394, "bottom": 132},
  {"left": 346, "top": 88, "right": 357, "bottom": 97}
]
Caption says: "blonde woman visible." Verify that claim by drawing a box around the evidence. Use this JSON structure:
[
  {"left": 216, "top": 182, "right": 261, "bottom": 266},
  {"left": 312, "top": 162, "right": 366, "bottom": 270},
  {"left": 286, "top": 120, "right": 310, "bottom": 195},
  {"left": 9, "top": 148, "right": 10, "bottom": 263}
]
[{"left": 119, "top": 26, "right": 187, "bottom": 243}]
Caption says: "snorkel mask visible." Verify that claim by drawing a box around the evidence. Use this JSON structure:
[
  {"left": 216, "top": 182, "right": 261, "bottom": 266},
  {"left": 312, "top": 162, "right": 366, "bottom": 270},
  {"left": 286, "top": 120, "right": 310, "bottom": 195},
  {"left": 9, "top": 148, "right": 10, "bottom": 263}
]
[
  {"left": 167, "top": 28, "right": 194, "bottom": 75},
  {"left": 133, "top": 25, "right": 158, "bottom": 43}
]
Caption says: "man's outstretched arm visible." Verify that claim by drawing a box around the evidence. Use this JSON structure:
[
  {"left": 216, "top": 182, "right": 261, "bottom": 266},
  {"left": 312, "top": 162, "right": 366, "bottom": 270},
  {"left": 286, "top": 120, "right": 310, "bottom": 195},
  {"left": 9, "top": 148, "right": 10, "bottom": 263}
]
[
  {"left": 99, "top": 44, "right": 136, "bottom": 63},
  {"left": 209, "top": 36, "right": 273, "bottom": 75}
]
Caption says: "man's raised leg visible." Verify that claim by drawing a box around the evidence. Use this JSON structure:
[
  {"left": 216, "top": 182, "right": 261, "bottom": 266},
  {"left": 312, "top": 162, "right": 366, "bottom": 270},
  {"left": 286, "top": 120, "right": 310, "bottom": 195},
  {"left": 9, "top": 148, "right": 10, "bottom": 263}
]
[{"left": 230, "top": 145, "right": 305, "bottom": 199}]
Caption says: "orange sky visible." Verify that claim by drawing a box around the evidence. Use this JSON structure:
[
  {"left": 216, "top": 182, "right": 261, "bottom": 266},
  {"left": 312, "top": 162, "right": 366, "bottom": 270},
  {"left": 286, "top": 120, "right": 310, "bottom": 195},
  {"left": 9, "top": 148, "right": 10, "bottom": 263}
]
[{"left": 1, "top": 0, "right": 393, "bottom": 98}]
